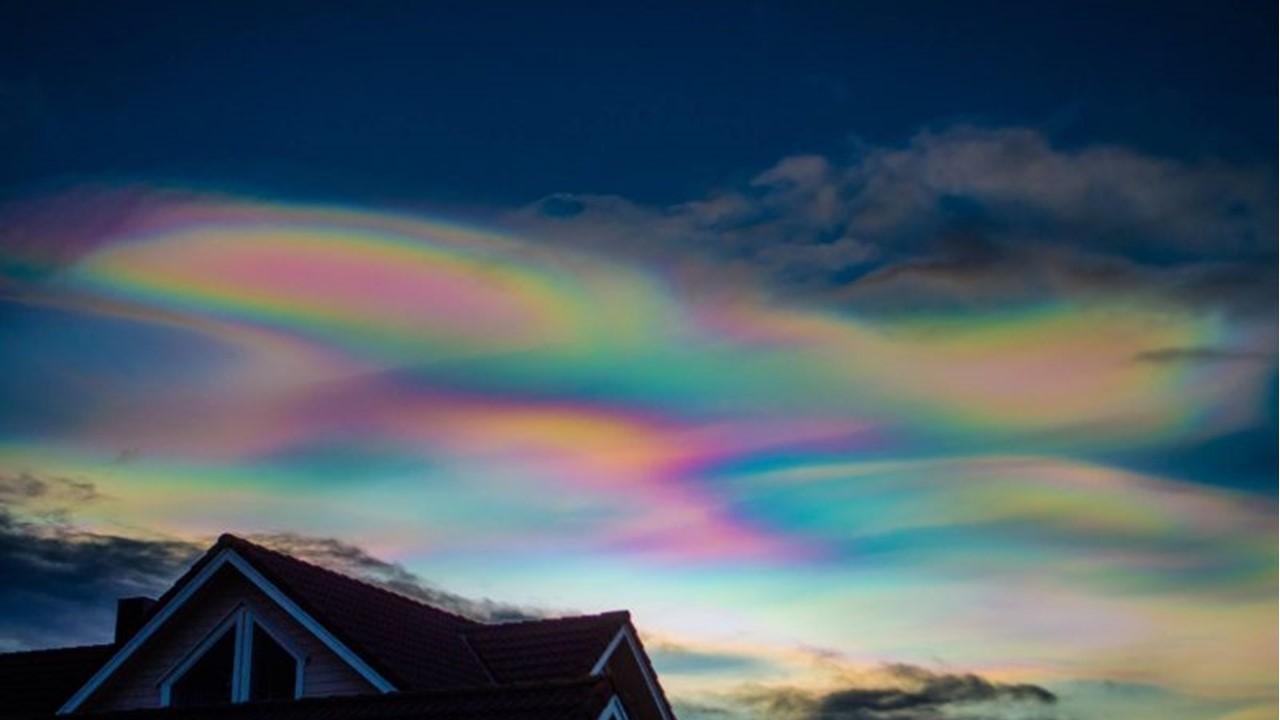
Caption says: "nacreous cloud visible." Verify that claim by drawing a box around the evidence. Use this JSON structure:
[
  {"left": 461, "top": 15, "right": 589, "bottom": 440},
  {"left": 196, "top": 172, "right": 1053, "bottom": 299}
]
[{"left": 0, "top": 131, "right": 1273, "bottom": 720}]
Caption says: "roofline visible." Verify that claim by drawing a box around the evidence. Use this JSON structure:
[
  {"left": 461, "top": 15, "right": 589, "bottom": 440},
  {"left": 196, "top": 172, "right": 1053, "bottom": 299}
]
[
  {"left": 590, "top": 624, "right": 674, "bottom": 720},
  {"left": 479, "top": 609, "right": 631, "bottom": 629},
  {"left": 57, "top": 547, "right": 396, "bottom": 714},
  {"left": 218, "top": 534, "right": 481, "bottom": 628}
]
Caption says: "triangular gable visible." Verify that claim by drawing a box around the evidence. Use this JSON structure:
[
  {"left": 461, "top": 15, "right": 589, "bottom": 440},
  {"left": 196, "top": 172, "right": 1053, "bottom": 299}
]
[
  {"left": 589, "top": 623, "right": 676, "bottom": 720},
  {"left": 56, "top": 534, "right": 674, "bottom": 719},
  {"left": 58, "top": 541, "right": 395, "bottom": 714}
]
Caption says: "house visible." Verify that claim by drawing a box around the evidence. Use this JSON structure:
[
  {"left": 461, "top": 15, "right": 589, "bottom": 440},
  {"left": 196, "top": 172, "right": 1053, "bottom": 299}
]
[{"left": 0, "top": 534, "right": 676, "bottom": 720}]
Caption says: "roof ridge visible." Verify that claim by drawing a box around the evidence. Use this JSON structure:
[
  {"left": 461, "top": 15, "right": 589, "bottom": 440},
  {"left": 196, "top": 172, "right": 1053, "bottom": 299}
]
[
  {"left": 467, "top": 609, "right": 630, "bottom": 630},
  {"left": 218, "top": 533, "right": 481, "bottom": 626}
]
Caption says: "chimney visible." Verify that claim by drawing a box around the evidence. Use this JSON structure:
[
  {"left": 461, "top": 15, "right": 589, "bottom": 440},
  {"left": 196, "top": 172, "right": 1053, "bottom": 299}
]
[{"left": 114, "top": 597, "right": 156, "bottom": 645}]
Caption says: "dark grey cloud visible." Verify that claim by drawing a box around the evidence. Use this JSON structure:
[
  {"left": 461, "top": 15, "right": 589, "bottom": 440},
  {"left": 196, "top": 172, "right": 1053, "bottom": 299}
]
[
  {"left": 0, "top": 476, "right": 540, "bottom": 650},
  {"left": 0, "top": 480, "right": 202, "bottom": 650},
  {"left": 669, "top": 700, "right": 735, "bottom": 719},
  {"left": 838, "top": 242, "right": 1278, "bottom": 318},
  {"left": 505, "top": 126, "right": 1276, "bottom": 318},
  {"left": 0, "top": 471, "right": 101, "bottom": 506},
  {"left": 840, "top": 127, "right": 1274, "bottom": 257},
  {"left": 0, "top": 517, "right": 199, "bottom": 651},
  {"left": 813, "top": 663, "right": 1055, "bottom": 720},
  {"left": 694, "top": 664, "right": 1058, "bottom": 720}
]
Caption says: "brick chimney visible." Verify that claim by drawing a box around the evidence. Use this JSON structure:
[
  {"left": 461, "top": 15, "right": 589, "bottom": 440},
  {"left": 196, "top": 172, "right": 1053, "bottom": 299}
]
[{"left": 114, "top": 597, "right": 156, "bottom": 645}]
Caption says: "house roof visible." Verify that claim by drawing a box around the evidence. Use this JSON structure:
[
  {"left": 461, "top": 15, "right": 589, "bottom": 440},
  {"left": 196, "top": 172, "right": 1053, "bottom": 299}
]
[
  {"left": 465, "top": 611, "right": 630, "bottom": 684},
  {"left": 215, "top": 535, "right": 631, "bottom": 690},
  {"left": 1, "top": 533, "right": 664, "bottom": 718},
  {"left": 0, "top": 645, "right": 115, "bottom": 716},
  {"left": 216, "top": 534, "right": 490, "bottom": 690},
  {"left": 126, "top": 534, "right": 632, "bottom": 692}
]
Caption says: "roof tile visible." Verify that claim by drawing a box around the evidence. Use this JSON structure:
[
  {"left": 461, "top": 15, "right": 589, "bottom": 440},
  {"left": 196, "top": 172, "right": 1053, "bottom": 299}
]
[
  {"left": 218, "top": 535, "right": 490, "bottom": 690},
  {"left": 465, "top": 612, "right": 628, "bottom": 684}
]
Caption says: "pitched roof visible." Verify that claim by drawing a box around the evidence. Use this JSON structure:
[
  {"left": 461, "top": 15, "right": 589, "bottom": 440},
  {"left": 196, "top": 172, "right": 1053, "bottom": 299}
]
[
  {"left": 222, "top": 535, "right": 636, "bottom": 691},
  {"left": 0, "top": 645, "right": 115, "bottom": 716},
  {"left": 464, "top": 611, "right": 629, "bottom": 684},
  {"left": 214, "top": 535, "right": 632, "bottom": 690},
  {"left": 2, "top": 533, "right": 662, "bottom": 718},
  {"left": 217, "top": 534, "right": 490, "bottom": 689}
]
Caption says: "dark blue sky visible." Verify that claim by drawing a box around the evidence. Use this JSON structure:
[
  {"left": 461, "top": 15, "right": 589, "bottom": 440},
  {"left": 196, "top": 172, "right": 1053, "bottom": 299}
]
[
  {"left": 1, "top": 1, "right": 1276, "bottom": 495},
  {"left": 3, "top": 1, "right": 1276, "bottom": 206},
  {"left": 0, "top": 7, "right": 1276, "bottom": 716}
]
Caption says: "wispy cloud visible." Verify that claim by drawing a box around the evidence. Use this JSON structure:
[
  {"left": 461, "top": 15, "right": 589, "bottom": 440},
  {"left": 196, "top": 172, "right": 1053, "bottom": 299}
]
[
  {"left": 505, "top": 126, "right": 1276, "bottom": 315},
  {"left": 0, "top": 473, "right": 201, "bottom": 650},
  {"left": 685, "top": 663, "right": 1057, "bottom": 720},
  {"left": 0, "top": 471, "right": 101, "bottom": 507},
  {"left": 245, "top": 532, "right": 541, "bottom": 622},
  {"left": 0, "top": 477, "right": 543, "bottom": 648}
]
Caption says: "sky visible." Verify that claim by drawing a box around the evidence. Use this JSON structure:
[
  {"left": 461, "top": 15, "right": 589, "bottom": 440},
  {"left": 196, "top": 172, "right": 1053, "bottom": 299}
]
[{"left": 0, "top": 3, "right": 1276, "bottom": 720}]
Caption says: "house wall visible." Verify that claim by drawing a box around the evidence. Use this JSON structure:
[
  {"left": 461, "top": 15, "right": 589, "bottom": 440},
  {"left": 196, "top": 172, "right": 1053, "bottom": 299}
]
[
  {"left": 604, "top": 635, "right": 666, "bottom": 720},
  {"left": 84, "top": 566, "right": 375, "bottom": 712}
]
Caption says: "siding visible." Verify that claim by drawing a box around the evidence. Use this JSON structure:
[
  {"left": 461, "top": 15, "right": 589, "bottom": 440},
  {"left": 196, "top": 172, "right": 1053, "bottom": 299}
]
[{"left": 85, "top": 566, "right": 375, "bottom": 712}]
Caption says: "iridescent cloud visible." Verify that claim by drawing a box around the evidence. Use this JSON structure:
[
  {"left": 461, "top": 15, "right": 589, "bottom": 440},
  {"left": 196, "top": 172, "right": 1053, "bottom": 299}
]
[
  {"left": 0, "top": 190, "right": 1272, "bottom": 720},
  {"left": 34, "top": 194, "right": 1269, "bottom": 442}
]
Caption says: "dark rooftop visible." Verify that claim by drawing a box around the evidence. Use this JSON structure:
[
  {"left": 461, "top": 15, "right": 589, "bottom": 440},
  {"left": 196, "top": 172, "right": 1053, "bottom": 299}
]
[
  {"left": 0, "top": 534, "right": 658, "bottom": 719},
  {"left": 0, "top": 644, "right": 116, "bottom": 716}
]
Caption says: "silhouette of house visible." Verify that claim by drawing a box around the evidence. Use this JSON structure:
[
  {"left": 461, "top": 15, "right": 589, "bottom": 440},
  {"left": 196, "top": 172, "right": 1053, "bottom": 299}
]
[{"left": 0, "top": 534, "right": 675, "bottom": 719}]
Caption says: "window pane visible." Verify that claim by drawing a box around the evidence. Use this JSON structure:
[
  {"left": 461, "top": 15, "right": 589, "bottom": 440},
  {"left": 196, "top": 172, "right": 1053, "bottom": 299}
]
[
  {"left": 249, "top": 623, "right": 297, "bottom": 702},
  {"left": 171, "top": 629, "right": 235, "bottom": 707}
]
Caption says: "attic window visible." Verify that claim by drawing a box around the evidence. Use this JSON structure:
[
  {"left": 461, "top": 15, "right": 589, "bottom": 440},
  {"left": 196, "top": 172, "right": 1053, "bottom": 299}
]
[
  {"left": 160, "top": 606, "right": 304, "bottom": 707},
  {"left": 170, "top": 626, "right": 235, "bottom": 706},
  {"left": 249, "top": 623, "right": 297, "bottom": 701}
]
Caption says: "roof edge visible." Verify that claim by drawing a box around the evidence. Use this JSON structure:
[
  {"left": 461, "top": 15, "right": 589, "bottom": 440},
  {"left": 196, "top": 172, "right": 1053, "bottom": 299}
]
[
  {"left": 214, "top": 534, "right": 483, "bottom": 628},
  {"left": 56, "top": 545, "right": 397, "bottom": 714}
]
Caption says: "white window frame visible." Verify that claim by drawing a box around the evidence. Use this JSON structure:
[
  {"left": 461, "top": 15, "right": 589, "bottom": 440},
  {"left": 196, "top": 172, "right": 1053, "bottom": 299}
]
[
  {"left": 590, "top": 625, "right": 672, "bottom": 720},
  {"left": 158, "top": 603, "right": 306, "bottom": 706},
  {"left": 597, "top": 695, "right": 631, "bottom": 720},
  {"left": 60, "top": 548, "right": 395, "bottom": 714}
]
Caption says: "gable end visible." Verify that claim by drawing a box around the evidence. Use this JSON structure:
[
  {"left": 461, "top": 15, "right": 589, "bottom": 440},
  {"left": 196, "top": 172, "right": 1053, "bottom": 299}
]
[
  {"left": 57, "top": 548, "right": 395, "bottom": 714},
  {"left": 591, "top": 626, "right": 674, "bottom": 720}
]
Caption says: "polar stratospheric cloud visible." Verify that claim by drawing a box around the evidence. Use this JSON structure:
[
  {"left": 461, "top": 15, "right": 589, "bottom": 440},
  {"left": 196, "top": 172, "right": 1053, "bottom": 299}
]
[{"left": 0, "top": 162, "right": 1274, "bottom": 720}]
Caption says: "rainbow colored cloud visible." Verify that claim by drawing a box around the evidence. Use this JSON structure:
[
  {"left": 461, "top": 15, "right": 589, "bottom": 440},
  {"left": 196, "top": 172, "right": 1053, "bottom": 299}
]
[{"left": 0, "top": 191, "right": 1273, "bottom": 719}]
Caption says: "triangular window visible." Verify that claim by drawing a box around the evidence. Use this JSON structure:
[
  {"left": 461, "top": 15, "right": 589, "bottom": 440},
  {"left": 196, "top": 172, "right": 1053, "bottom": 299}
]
[
  {"left": 249, "top": 623, "right": 298, "bottom": 702},
  {"left": 161, "top": 606, "right": 303, "bottom": 707},
  {"left": 170, "top": 626, "right": 235, "bottom": 707}
]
